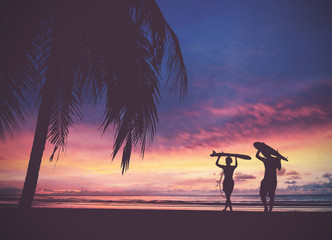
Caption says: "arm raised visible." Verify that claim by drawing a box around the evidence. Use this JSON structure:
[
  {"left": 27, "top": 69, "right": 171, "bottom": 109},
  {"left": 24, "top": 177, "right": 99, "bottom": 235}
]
[
  {"left": 215, "top": 156, "right": 225, "bottom": 168},
  {"left": 277, "top": 158, "right": 282, "bottom": 170},
  {"left": 256, "top": 150, "right": 265, "bottom": 162}
]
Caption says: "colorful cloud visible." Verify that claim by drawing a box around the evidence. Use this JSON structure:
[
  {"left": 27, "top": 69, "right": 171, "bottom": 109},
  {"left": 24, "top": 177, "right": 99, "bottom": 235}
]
[{"left": 1, "top": 0, "right": 332, "bottom": 196}]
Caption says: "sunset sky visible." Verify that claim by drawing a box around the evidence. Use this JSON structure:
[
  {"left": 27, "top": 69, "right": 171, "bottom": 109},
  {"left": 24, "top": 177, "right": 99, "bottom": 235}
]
[{"left": 1, "top": 0, "right": 332, "bottom": 196}]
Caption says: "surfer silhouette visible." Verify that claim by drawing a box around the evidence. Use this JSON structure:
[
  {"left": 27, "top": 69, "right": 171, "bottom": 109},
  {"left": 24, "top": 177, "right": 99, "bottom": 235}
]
[
  {"left": 215, "top": 155, "right": 238, "bottom": 211},
  {"left": 254, "top": 142, "right": 288, "bottom": 212},
  {"left": 256, "top": 150, "right": 281, "bottom": 212}
]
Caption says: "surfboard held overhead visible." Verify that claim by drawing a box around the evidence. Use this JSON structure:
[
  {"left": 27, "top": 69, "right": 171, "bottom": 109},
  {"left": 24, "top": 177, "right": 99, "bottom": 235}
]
[
  {"left": 210, "top": 150, "right": 251, "bottom": 160},
  {"left": 253, "top": 142, "right": 288, "bottom": 161}
]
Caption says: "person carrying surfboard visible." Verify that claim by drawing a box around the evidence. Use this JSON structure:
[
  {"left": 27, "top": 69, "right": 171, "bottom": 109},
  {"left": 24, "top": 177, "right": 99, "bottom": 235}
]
[
  {"left": 215, "top": 155, "right": 238, "bottom": 211},
  {"left": 211, "top": 151, "right": 251, "bottom": 211},
  {"left": 254, "top": 142, "right": 287, "bottom": 212}
]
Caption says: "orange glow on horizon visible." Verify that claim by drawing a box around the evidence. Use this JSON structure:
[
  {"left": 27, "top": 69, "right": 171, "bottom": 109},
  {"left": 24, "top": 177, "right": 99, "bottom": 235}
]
[{"left": 1, "top": 119, "right": 332, "bottom": 195}]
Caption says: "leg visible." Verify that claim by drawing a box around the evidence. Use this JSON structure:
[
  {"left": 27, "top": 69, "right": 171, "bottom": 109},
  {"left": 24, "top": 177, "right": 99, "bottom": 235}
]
[
  {"left": 229, "top": 181, "right": 234, "bottom": 211},
  {"left": 223, "top": 181, "right": 231, "bottom": 211},
  {"left": 225, "top": 193, "right": 232, "bottom": 211},
  {"left": 269, "top": 194, "right": 275, "bottom": 212},
  {"left": 260, "top": 181, "right": 268, "bottom": 212},
  {"left": 228, "top": 198, "right": 233, "bottom": 211},
  {"left": 223, "top": 193, "right": 230, "bottom": 211},
  {"left": 223, "top": 200, "right": 228, "bottom": 211},
  {"left": 269, "top": 181, "right": 277, "bottom": 212},
  {"left": 260, "top": 193, "right": 268, "bottom": 212}
]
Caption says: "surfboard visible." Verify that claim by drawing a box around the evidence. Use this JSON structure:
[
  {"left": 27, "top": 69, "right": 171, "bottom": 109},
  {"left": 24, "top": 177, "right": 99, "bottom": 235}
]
[
  {"left": 210, "top": 150, "right": 251, "bottom": 160},
  {"left": 253, "top": 142, "right": 288, "bottom": 161}
]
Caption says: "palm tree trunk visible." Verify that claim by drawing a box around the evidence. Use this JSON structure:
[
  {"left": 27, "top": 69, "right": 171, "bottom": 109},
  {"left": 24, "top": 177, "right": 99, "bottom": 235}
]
[
  {"left": 19, "top": 55, "right": 60, "bottom": 208},
  {"left": 18, "top": 89, "right": 57, "bottom": 208}
]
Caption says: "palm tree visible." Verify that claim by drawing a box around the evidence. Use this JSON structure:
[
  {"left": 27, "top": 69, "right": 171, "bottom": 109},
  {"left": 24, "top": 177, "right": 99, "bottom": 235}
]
[
  {"left": 0, "top": 0, "right": 187, "bottom": 208},
  {"left": 0, "top": 1, "right": 42, "bottom": 141}
]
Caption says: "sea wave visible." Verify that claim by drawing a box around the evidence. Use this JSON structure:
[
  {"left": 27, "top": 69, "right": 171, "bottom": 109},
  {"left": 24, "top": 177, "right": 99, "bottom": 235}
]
[{"left": 1, "top": 195, "right": 332, "bottom": 208}]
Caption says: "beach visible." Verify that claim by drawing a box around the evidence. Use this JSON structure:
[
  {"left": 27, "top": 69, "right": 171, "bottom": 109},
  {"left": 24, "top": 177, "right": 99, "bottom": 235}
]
[{"left": 1, "top": 208, "right": 331, "bottom": 240}]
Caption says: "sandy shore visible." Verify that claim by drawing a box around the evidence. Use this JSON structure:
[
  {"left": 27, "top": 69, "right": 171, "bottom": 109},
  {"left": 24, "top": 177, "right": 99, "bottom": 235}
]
[{"left": 1, "top": 208, "right": 331, "bottom": 239}]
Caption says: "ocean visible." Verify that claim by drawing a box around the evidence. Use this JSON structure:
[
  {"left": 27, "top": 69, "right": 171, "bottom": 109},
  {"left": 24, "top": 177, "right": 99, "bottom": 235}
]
[{"left": 1, "top": 194, "right": 332, "bottom": 212}]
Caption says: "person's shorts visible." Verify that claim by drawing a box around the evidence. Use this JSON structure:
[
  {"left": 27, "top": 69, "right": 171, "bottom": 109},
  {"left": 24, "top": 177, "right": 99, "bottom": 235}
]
[{"left": 260, "top": 179, "right": 277, "bottom": 197}]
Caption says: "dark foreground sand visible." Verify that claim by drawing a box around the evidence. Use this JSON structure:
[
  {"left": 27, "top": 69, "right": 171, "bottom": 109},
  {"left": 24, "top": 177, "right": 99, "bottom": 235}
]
[{"left": 1, "top": 208, "right": 331, "bottom": 240}]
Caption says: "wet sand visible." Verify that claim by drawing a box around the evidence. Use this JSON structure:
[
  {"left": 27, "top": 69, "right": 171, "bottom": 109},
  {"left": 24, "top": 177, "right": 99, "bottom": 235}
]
[{"left": 1, "top": 208, "right": 331, "bottom": 239}]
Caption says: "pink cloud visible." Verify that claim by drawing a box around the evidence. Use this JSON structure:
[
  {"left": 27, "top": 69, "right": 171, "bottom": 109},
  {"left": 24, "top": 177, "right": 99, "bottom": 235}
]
[
  {"left": 153, "top": 93, "right": 332, "bottom": 152},
  {"left": 234, "top": 172, "right": 256, "bottom": 181},
  {"left": 278, "top": 168, "right": 301, "bottom": 177}
]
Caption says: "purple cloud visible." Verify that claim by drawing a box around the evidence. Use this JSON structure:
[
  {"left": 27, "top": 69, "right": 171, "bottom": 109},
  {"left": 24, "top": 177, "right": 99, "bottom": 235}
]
[
  {"left": 285, "top": 173, "right": 332, "bottom": 194},
  {"left": 153, "top": 80, "right": 332, "bottom": 151},
  {"left": 234, "top": 172, "right": 256, "bottom": 181},
  {"left": 287, "top": 176, "right": 302, "bottom": 180},
  {"left": 285, "top": 181, "right": 296, "bottom": 185},
  {"left": 278, "top": 168, "right": 302, "bottom": 180},
  {"left": 323, "top": 173, "right": 332, "bottom": 179},
  {"left": 0, "top": 187, "right": 21, "bottom": 195}
]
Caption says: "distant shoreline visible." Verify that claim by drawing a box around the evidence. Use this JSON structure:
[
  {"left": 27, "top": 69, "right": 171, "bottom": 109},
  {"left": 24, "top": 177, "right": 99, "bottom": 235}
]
[
  {"left": 2, "top": 193, "right": 332, "bottom": 197},
  {"left": 1, "top": 194, "right": 332, "bottom": 212}
]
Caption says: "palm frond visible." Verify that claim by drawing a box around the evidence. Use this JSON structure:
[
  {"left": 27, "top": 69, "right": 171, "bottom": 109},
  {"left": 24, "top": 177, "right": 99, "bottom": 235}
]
[
  {"left": 1, "top": 0, "right": 187, "bottom": 174},
  {"left": 0, "top": 0, "right": 46, "bottom": 140},
  {"left": 95, "top": 6, "right": 159, "bottom": 173},
  {"left": 44, "top": 6, "right": 87, "bottom": 159},
  {"left": 0, "top": 73, "right": 26, "bottom": 140},
  {"left": 47, "top": 70, "right": 82, "bottom": 159},
  {"left": 130, "top": 0, "right": 188, "bottom": 99},
  {"left": 85, "top": 1, "right": 187, "bottom": 173}
]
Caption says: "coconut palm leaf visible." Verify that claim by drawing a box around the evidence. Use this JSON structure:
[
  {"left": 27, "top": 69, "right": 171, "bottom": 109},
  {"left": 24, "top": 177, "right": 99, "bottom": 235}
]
[
  {"left": 0, "top": 0, "right": 48, "bottom": 140},
  {"left": 89, "top": 5, "right": 155, "bottom": 173},
  {"left": 74, "top": 1, "right": 188, "bottom": 173},
  {"left": 47, "top": 62, "right": 83, "bottom": 159},
  {"left": 42, "top": 4, "right": 88, "bottom": 159},
  {"left": 130, "top": 0, "right": 188, "bottom": 98}
]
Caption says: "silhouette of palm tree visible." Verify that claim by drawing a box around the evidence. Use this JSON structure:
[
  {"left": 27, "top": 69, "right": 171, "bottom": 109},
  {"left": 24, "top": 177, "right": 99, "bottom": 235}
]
[
  {"left": 0, "top": 1, "right": 41, "bottom": 140},
  {"left": 0, "top": 0, "right": 187, "bottom": 208}
]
